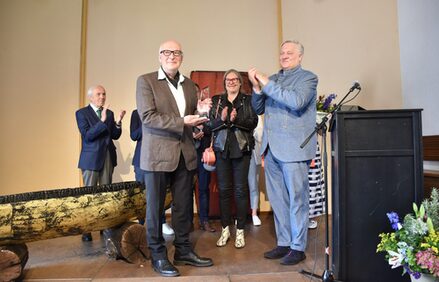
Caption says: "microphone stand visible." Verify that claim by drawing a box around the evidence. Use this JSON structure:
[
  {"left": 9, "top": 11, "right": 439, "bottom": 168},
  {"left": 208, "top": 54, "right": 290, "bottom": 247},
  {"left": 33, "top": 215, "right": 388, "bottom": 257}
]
[{"left": 299, "top": 86, "right": 360, "bottom": 282}]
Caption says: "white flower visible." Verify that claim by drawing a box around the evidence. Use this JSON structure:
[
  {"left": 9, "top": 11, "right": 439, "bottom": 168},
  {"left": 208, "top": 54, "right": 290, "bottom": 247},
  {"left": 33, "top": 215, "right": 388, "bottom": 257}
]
[{"left": 388, "top": 250, "right": 404, "bottom": 269}]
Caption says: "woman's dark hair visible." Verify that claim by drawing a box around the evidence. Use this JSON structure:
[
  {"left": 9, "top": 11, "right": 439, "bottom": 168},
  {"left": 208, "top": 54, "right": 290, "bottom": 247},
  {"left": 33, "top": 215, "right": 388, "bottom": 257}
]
[{"left": 223, "top": 69, "right": 243, "bottom": 93}]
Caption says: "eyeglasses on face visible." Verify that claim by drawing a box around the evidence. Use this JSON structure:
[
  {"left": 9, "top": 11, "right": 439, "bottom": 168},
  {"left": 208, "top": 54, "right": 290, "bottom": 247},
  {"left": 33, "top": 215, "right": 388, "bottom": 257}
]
[
  {"left": 160, "top": 50, "right": 183, "bottom": 57},
  {"left": 225, "top": 78, "right": 239, "bottom": 83}
]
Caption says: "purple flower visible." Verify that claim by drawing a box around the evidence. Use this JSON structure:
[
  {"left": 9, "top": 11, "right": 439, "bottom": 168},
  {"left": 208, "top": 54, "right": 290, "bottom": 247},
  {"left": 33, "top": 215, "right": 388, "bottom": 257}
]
[
  {"left": 322, "top": 93, "right": 336, "bottom": 110},
  {"left": 412, "top": 272, "right": 421, "bottom": 279},
  {"left": 403, "top": 265, "right": 421, "bottom": 279},
  {"left": 386, "top": 212, "right": 401, "bottom": 231}
]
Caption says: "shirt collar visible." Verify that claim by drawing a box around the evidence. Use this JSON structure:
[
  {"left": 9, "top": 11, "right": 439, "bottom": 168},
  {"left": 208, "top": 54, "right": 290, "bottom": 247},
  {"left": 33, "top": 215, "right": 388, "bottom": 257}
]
[
  {"left": 158, "top": 67, "right": 185, "bottom": 83},
  {"left": 89, "top": 103, "right": 100, "bottom": 112},
  {"left": 280, "top": 65, "right": 301, "bottom": 75}
]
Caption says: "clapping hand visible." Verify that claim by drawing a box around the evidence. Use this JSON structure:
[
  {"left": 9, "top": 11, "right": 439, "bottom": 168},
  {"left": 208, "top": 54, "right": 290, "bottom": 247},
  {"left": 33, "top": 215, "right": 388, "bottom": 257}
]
[
  {"left": 193, "top": 129, "right": 204, "bottom": 140},
  {"left": 248, "top": 68, "right": 261, "bottom": 93},
  {"left": 221, "top": 106, "right": 228, "bottom": 121},
  {"left": 101, "top": 105, "right": 108, "bottom": 122},
  {"left": 230, "top": 108, "right": 237, "bottom": 122},
  {"left": 248, "top": 68, "right": 269, "bottom": 92},
  {"left": 117, "top": 110, "right": 126, "bottom": 125}
]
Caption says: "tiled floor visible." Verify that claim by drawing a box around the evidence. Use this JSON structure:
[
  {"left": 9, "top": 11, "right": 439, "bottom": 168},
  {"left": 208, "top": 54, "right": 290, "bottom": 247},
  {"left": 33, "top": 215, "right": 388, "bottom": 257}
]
[{"left": 22, "top": 213, "right": 327, "bottom": 281}]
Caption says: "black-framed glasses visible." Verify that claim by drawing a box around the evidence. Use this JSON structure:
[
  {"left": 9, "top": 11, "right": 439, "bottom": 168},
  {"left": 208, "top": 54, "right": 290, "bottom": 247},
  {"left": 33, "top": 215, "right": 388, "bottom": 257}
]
[
  {"left": 225, "top": 78, "right": 239, "bottom": 83},
  {"left": 160, "top": 50, "right": 183, "bottom": 57}
]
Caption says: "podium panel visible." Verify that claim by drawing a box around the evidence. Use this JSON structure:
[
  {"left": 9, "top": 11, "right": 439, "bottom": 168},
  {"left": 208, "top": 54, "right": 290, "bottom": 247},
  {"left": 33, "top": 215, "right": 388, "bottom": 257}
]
[{"left": 331, "top": 109, "right": 423, "bottom": 282}]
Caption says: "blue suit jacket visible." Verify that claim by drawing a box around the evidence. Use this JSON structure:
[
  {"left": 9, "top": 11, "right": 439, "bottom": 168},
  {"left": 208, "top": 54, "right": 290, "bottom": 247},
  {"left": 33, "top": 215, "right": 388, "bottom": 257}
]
[
  {"left": 76, "top": 105, "right": 122, "bottom": 171},
  {"left": 252, "top": 66, "right": 318, "bottom": 162},
  {"left": 130, "top": 109, "right": 142, "bottom": 167}
]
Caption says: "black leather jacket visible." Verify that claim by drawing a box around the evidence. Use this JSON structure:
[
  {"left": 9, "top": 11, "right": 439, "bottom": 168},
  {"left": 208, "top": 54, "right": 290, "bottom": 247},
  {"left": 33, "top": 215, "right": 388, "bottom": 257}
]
[{"left": 208, "top": 93, "right": 258, "bottom": 153}]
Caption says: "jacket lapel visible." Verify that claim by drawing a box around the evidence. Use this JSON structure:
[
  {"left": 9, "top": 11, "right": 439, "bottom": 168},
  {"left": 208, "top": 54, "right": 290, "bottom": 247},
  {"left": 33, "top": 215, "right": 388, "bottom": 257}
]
[
  {"left": 87, "top": 105, "right": 100, "bottom": 124},
  {"left": 182, "top": 79, "right": 195, "bottom": 116},
  {"left": 157, "top": 79, "right": 181, "bottom": 117}
]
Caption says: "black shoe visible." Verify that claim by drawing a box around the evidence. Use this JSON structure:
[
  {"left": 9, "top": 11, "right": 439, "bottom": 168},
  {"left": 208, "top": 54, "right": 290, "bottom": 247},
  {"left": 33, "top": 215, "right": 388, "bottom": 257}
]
[
  {"left": 82, "top": 233, "right": 93, "bottom": 242},
  {"left": 151, "top": 259, "right": 180, "bottom": 277},
  {"left": 174, "top": 251, "right": 213, "bottom": 267},
  {"left": 264, "top": 246, "right": 289, "bottom": 259},
  {"left": 280, "top": 249, "right": 306, "bottom": 265}
]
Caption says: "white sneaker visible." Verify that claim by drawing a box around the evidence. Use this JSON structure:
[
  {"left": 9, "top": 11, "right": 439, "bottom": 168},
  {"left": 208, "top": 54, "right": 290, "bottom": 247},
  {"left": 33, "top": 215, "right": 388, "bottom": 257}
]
[
  {"left": 309, "top": 219, "right": 318, "bottom": 229},
  {"left": 162, "top": 223, "right": 174, "bottom": 235},
  {"left": 252, "top": 215, "right": 262, "bottom": 226}
]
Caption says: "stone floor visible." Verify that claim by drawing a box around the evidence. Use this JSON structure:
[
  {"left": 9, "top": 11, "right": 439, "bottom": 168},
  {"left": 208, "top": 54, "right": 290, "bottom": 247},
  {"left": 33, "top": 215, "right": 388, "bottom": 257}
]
[{"left": 22, "top": 213, "right": 328, "bottom": 281}]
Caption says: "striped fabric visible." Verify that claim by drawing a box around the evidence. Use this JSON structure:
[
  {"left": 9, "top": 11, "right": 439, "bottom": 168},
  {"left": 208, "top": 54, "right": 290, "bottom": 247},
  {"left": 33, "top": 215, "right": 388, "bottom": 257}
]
[{"left": 309, "top": 143, "right": 325, "bottom": 218}]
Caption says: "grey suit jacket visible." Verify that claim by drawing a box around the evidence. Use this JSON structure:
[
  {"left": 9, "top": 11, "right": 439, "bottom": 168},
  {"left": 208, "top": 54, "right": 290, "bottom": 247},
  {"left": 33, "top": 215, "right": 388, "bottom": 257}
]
[
  {"left": 252, "top": 65, "right": 318, "bottom": 162},
  {"left": 136, "top": 71, "right": 198, "bottom": 172}
]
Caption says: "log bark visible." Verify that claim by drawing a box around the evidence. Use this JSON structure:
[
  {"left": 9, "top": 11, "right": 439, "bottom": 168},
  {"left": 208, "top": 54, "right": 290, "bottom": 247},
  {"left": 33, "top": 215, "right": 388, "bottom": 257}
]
[
  {"left": 0, "top": 244, "right": 28, "bottom": 282},
  {"left": 103, "top": 222, "right": 148, "bottom": 264},
  {"left": 0, "top": 182, "right": 172, "bottom": 245}
]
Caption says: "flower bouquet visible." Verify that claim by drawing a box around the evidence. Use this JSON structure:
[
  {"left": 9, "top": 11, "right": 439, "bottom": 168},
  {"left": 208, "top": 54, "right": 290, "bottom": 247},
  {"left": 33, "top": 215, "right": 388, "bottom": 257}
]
[
  {"left": 317, "top": 93, "right": 337, "bottom": 113},
  {"left": 316, "top": 94, "right": 336, "bottom": 124},
  {"left": 376, "top": 188, "right": 439, "bottom": 280}
]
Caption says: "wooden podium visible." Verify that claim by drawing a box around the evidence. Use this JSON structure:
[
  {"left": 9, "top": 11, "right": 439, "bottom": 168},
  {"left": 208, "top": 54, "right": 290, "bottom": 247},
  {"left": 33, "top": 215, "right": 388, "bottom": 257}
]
[{"left": 331, "top": 109, "right": 423, "bottom": 282}]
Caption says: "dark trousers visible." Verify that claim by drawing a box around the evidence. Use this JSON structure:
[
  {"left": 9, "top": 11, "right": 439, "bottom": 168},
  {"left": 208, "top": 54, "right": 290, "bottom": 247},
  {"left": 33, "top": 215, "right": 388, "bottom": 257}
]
[
  {"left": 143, "top": 154, "right": 194, "bottom": 260},
  {"left": 196, "top": 148, "right": 211, "bottom": 223},
  {"left": 215, "top": 153, "right": 250, "bottom": 229},
  {"left": 135, "top": 166, "right": 166, "bottom": 225}
]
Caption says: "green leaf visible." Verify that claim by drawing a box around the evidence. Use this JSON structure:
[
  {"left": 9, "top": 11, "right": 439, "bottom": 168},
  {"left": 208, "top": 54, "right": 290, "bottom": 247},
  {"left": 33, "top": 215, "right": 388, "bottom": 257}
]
[
  {"left": 419, "top": 204, "right": 425, "bottom": 219},
  {"left": 427, "top": 217, "right": 434, "bottom": 233},
  {"left": 413, "top": 203, "right": 419, "bottom": 216}
]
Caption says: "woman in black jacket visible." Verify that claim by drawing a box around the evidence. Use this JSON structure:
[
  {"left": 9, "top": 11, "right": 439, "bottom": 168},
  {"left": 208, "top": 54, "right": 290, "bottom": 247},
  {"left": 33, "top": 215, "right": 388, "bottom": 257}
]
[{"left": 208, "top": 69, "right": 258, "bottom": 248}]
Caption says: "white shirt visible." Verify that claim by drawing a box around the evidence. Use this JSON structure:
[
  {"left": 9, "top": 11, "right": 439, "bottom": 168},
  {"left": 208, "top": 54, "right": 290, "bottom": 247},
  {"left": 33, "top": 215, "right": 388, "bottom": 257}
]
[
  {"left": 89, "top": 103, "right": 101, "bottom": 117},
  {"left": 158, "top": 68, "right": 186, "bottom": 117}
]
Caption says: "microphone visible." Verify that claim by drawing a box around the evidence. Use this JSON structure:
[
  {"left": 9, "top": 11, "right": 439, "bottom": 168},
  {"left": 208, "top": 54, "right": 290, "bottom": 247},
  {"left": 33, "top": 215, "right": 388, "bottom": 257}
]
[{"left": 350, "top": 81, "right": 361, "bottom": 91}]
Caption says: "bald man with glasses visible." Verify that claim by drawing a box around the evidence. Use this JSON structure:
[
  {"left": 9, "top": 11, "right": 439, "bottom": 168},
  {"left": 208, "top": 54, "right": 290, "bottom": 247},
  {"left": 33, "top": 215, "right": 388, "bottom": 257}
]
[{"left": 136, "top": 40, "right": 213, "bottom": 277}]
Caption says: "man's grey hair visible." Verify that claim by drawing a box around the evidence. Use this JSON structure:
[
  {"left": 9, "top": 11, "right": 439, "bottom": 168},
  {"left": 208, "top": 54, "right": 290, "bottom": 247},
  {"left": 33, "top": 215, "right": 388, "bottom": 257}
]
[
  {"left": 87, "top": 86, "right": 102, "bottom": 97},
  {"left": 281, "top": 40, "right": 304, "bottom": 55}
]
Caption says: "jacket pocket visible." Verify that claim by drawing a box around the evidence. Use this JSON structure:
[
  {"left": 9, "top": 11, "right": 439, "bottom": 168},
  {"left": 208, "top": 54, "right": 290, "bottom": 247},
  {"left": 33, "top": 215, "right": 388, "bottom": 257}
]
[
  {"left": 213, "top": 129, "right": 227, "bottom": 151},
  {"left": 234, "top": 128, "right": 249, "bottom": 151}
]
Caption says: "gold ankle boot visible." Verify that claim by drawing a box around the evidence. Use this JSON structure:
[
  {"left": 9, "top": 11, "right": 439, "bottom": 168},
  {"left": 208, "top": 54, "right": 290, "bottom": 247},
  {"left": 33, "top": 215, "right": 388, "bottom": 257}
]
[
  {"left": 235, "top": 228, "right": 245, "bottom": 248},
  {"left": 216, "top": 226, "right": 230, "bottom": 247}
]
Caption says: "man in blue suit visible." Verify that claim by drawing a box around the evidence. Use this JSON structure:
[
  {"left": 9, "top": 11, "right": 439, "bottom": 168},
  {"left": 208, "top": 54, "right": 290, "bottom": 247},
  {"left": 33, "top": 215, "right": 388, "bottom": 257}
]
[
  {"left": 248, "top": 40, "right": 318, "bottom": 265},
  {"left": 76, "top": 85, "right": 126, "bottom": 241}
]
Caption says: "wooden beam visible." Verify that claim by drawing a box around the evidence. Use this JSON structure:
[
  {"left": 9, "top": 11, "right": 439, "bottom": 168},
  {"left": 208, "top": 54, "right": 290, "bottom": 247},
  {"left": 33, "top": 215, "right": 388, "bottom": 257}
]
[{"left": 78, "top": 0, "right": 88, "bottom": 186}]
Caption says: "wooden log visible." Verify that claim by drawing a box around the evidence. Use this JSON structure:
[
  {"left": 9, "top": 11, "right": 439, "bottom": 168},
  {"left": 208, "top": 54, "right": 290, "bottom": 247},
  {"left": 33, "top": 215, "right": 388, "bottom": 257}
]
[
  {"left": 103, "top": 222, "right": 148, "bottom": 264},
  {"left": 0, "top": 182, "right": 172, "bottom": 246},
  {"left": 0, "top": 244, "right": 28, "bottom": 282}
]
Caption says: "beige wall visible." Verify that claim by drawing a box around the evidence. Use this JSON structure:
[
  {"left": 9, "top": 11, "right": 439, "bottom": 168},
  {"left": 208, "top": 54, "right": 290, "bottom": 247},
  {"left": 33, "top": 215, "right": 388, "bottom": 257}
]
[
  {"left": 0, "top": 0, "right": 403, "bottom": 215},
  {"left": 282, "top": 0, "right": 402, "bottom": 109},
  {"left": 85, "top": 0, "right": 279, "bottom": 185},
  {"left": 0, "top": 0, "right": 82, "bottom": 195},
  {"left": 281, "top": 0, "right": 402, "bottom": 212}
]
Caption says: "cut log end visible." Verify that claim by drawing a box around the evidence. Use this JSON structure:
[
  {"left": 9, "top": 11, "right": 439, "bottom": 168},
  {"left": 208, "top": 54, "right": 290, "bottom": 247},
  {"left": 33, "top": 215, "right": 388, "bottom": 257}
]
[
  {"left": 0, "top": 244, "right": 28, "bottom": 282},
  {"left": 104, "top": 222, "right": 149, "bottom": 264}
]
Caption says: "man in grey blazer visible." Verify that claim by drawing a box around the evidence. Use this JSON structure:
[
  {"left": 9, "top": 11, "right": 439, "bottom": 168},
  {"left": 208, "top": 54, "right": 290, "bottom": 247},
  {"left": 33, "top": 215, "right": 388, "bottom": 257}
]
[
  {"left": 248, "top": 40, "right": 318, "bottom": 265},
  {"left": 136, "top": 40, "right": 213, "bottom": 277}
]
